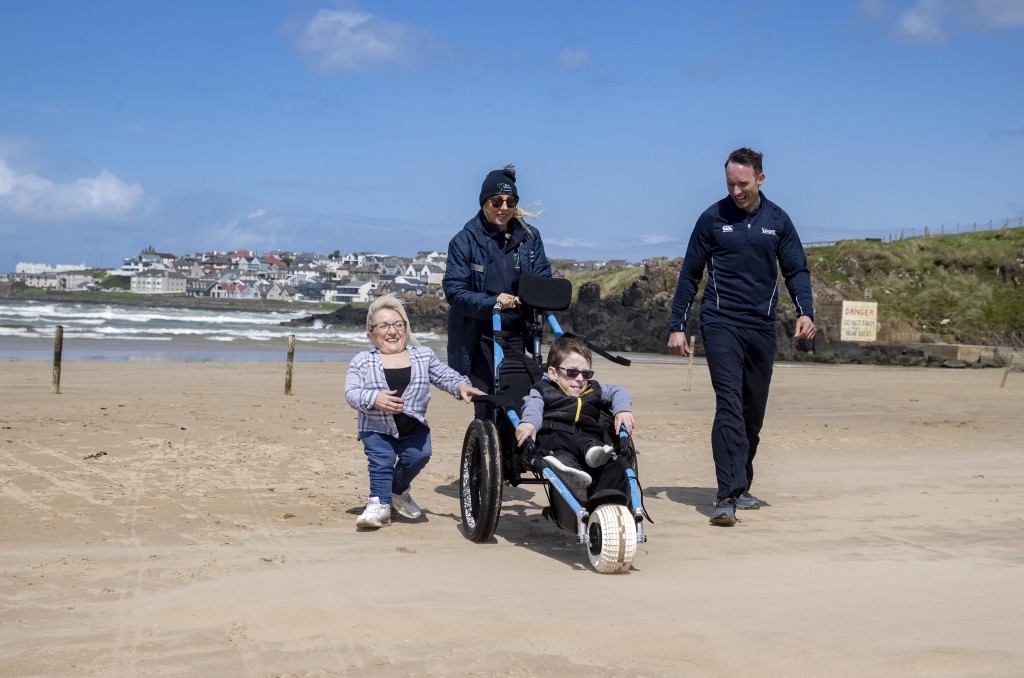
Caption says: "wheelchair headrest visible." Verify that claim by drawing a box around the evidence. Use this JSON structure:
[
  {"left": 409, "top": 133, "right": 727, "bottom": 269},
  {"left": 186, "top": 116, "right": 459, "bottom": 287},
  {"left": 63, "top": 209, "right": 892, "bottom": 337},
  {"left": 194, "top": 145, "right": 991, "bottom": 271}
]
[{"left": 518, "top": 273, "right": 572, "bottom": 312}]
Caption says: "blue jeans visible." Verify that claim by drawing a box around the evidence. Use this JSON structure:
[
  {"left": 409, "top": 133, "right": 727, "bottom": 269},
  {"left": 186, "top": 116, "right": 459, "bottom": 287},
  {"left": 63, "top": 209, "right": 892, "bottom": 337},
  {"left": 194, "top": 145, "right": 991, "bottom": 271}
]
[{"left": 359, "top": 428, "right": 432, "bottom": 504}]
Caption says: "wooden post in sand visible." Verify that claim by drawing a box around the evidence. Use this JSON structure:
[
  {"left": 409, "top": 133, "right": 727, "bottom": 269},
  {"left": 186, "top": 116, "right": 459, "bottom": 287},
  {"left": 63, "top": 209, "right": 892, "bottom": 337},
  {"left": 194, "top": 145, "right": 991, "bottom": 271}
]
[
  {"left": 52, "top": 325, "right": 64, "bottom": 394},
  {"left": 687, "top": 334, "right": 696, "bottom": 392},
  {"left": 284, "top": 334, "right": 295, "bottom": 395},
  {"left": 999, "top": 349, "right": 1016, "bottom": 388}
]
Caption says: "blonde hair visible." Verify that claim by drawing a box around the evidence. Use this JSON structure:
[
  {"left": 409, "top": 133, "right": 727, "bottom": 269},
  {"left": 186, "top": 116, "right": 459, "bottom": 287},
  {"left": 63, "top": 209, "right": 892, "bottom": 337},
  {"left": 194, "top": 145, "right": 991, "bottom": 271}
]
[
  {"left": 514, "top": 205, "right": 540, "bottom": 220},
  {"left": 366, "top": 294, "right": 420, "bottom": 346}
]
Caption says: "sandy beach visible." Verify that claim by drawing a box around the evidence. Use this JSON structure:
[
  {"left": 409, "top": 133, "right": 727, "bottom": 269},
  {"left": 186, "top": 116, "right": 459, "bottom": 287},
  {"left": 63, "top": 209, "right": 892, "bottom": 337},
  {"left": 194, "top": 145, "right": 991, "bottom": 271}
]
[{"left": 1, "top": 358, "right": 1022, "bottom": 677}]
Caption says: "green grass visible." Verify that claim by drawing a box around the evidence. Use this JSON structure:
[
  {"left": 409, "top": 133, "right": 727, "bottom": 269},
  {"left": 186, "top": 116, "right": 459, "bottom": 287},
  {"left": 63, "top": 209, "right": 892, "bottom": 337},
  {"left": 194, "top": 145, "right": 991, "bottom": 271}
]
[
  {"left": 563, "top": 266, "right": 645, "bottom": 300},
  {"left": 808, "top": 229, "right": 1023, "bottom": 341}
]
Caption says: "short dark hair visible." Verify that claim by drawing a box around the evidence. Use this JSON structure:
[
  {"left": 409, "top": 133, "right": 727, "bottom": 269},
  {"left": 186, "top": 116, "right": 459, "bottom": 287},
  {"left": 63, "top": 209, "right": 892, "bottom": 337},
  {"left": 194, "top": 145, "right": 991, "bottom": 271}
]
[
  {"left": 725, "top": 147, "right": 763, "bottom": 175},
  {"left": 545, "top": 335, "right": 592, "bottom": 370}
]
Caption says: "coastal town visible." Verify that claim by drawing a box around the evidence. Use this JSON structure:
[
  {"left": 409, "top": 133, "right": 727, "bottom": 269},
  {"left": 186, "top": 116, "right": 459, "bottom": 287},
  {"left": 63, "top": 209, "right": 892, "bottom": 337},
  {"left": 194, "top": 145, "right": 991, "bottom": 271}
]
[{"left": 4, "top": 246, "right": 641, "bottom": 304}]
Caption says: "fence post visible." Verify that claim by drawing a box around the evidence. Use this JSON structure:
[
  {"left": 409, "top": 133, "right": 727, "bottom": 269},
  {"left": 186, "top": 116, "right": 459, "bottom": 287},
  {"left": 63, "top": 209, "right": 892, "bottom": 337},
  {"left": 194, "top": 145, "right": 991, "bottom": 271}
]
[
  {"left": 284, "top": 334, "right": 295, "bottom": 395},
  {"left": 52, "top": 325, "right": 63, "bottom": 394}
]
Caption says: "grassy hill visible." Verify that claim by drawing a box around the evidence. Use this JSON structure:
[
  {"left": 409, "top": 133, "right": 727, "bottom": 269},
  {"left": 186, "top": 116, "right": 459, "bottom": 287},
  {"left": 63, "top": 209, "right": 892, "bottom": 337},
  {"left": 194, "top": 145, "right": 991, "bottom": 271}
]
[
  {"left": 552, "top": 262, "right": 646, "bottom": 300},
  {"left": 562, "top": 227, "right": 1024, "bottom": 347},
  {"left": 806, "top": 229, "right": 1023, "bottom": 345}
]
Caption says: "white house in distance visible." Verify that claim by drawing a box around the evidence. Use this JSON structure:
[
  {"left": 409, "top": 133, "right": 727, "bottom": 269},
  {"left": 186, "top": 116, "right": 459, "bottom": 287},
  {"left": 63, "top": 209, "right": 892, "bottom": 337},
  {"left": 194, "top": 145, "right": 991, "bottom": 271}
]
[
  {"left": 130, "top": 270, "right": 187, "bottom": 294},
  {"left": 326, "top": 279, "right": 378, "bottom": 303}
]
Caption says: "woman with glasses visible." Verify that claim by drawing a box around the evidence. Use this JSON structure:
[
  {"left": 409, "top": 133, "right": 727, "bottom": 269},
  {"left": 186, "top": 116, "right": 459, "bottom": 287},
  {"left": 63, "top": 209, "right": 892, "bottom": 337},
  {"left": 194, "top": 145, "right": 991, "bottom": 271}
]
[
  {"left": 345, "top": 294, "right": 484, "bottom": 529},
  {"left": 442, "top": 164, "right": 552, "bottom": 418}
]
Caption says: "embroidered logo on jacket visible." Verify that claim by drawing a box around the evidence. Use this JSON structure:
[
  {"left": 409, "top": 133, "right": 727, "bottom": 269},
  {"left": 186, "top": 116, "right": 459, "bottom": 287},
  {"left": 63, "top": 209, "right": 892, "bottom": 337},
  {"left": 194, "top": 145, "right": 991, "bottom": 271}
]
[
  {"left": 722, "top": 225, "right": 734, "bottom": 233},
  {"left": 762, "top": 227, "right": 777, "bottom": 236}
]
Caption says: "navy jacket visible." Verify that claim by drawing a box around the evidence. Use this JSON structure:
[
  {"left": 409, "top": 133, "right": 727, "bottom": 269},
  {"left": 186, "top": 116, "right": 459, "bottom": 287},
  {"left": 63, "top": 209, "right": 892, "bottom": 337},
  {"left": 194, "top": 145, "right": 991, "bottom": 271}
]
[
  {"left": 669, "top": 192, "right": 814, "bottom": 332},
  {"left": 443, "top": 213, "right": 551, "bottom": 375}
]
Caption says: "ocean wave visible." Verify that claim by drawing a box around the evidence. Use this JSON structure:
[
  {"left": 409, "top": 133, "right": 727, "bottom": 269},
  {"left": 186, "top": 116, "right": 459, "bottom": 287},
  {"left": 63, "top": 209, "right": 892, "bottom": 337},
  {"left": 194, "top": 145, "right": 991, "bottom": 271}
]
[{"left": 0, "top": 299, "right": 449, "bottom": 360}]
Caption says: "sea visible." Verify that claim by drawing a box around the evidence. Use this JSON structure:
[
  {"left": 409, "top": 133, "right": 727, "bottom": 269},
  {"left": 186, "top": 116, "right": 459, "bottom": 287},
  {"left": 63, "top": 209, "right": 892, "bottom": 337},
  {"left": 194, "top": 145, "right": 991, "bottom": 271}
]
[
  {"left": 0, "top": 298, "right": 447, "bottom": 363},
  {"left": 0, "top": 298, "right": 679, "bottom": 365}
]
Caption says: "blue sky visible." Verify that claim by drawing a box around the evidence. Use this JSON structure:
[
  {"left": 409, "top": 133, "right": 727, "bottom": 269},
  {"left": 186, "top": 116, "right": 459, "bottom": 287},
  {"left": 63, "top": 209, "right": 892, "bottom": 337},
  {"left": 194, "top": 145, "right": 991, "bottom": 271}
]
[{"left": 1, "top": 0, "right": 1022, "bottom": 270}]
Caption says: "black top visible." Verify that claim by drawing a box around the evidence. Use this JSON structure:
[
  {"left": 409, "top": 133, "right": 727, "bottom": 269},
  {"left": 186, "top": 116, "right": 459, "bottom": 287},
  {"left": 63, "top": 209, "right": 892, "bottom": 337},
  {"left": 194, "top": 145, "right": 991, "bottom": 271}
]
[{"left": 384, "top": 366, "right": 427, "bottom": 436}]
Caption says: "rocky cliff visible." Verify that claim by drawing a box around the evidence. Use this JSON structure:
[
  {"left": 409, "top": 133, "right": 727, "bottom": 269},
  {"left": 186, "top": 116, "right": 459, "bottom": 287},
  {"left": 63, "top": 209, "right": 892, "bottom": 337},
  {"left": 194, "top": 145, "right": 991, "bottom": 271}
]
[{"left": 283, "top": 257, "right": 1012, "bottom": 368}]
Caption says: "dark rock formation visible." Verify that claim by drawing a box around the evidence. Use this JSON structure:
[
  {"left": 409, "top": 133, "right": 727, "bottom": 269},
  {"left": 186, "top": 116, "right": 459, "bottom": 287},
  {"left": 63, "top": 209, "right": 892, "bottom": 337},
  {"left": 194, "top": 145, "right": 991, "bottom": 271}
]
[
  {"left": 281, "top": 260, "right": 1007, "bottom": 368},
  {"left": 280, "top": 295, "right": 448, "bottom": 333}
]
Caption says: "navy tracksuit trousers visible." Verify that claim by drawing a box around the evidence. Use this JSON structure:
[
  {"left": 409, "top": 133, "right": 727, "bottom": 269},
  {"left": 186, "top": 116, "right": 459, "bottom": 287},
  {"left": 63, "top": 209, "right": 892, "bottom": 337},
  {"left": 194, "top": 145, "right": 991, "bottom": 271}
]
[{"left": 701, "top": 323, "right": 776, "bottom": 501}]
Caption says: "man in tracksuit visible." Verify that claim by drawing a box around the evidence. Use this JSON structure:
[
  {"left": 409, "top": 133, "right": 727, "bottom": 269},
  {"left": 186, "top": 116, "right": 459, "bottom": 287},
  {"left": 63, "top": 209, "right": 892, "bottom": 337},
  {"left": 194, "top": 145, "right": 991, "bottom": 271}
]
[{"left": 668, "top": 147, "right": 816, "bottom": 526}]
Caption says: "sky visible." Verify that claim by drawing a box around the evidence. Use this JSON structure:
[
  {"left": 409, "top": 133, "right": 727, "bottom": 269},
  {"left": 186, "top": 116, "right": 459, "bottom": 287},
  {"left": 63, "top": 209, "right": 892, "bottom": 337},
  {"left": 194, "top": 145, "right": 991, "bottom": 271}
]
[{"left": 1, "top": 0, "right": 1023, "bottom": 270}]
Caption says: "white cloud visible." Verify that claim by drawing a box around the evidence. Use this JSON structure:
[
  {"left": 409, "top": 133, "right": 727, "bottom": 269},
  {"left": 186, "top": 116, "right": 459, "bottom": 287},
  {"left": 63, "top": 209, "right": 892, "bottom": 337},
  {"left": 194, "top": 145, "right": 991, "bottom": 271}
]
[
  {"left": 639, "top": 235, "right": 674, "bottom": 245},
  {"left": 890, "top": 0, "right": 1024, "bottom": 44},
  {"left": 972, "top": 0, "right": 1024, "bottom": 28},
  {"left": 557, "top": 48, "right": 591, "bottom": 71},
  {"left": 293, "top": 9, "right": 443, "bottom": 74},
  {"left": 895, "top": 0, "right": 947, "bottom": 43},
  {"left": 545, "top": 237, "right": 599, "bottom": 249},
  {"left": 0, "top": 158, "right": 143, "bottom": 222}
]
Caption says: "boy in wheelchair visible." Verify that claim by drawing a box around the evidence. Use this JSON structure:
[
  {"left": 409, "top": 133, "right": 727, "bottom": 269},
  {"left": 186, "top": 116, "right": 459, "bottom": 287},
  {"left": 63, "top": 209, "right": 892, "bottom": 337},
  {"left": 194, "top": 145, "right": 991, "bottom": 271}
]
[{"left": 514, "top": 336, "right": 636, "bottom": 504}]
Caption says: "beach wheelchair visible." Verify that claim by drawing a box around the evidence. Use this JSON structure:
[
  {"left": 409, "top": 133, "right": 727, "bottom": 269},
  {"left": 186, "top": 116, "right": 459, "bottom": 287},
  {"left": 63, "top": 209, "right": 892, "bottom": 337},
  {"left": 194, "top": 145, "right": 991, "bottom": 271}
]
[{"left": 458, "top": 273, "right": 649, "bottom": 573}]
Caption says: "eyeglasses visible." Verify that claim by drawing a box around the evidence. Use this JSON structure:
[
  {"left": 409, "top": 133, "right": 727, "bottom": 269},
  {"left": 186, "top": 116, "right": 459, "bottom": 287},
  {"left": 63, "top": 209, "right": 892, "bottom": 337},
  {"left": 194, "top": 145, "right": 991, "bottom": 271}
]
[
  {"left": 487, "top": 196, "right": 518, "bottom": 209},
  {"left": 372, "top": 320, "right": 406, "bottom": 332},
  {"left": 556, "top": 366, "right": 594, "bottom": 380}
]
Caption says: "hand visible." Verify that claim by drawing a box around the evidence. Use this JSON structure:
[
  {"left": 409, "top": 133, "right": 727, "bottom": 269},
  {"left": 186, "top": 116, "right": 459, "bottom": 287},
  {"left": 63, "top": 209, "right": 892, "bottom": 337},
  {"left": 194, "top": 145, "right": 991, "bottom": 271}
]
[
  {"left": 515, "top": 423, "right": 537, "bottom": 447},
  {"left": 373, "top": 389, "right": 404, "bottom": 414},
  {"left": 667, "top": 331, "right": 691, "bottom": 357},
  {"left": 794, "top": 315, "right": 817, "bottom": 340},
  {"left": 495, "top": 293, "right": 517, "bottom": 310},
  {"left": 614, "top": 411, "right": 635, "bottom": 435},
  {"left": 458, "top": 383, "right": 486, "bottom": 403}
]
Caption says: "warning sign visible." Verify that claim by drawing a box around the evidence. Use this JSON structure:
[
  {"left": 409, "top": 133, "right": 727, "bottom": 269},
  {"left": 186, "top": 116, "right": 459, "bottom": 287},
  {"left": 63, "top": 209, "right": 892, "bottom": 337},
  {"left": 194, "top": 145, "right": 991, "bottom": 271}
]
[{"left": 841, "top": 301, "right": 878, "bottom": 342}]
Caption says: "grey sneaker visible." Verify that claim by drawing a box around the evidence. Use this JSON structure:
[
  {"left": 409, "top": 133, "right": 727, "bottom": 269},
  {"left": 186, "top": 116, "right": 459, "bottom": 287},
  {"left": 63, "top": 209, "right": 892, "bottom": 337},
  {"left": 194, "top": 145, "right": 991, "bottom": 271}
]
[
  {"left": 735, "top": 492, "right": 760, "bottom": 510},
  {"left": 584, "top": 444, "right": 614, "bottom": 468},
  {"left": 544, "top": 455, "right": 592, "bottom": 501},
  {"left": 710, "top": 497, "right": 737, "bottom": 526},
  {"left": 391, "top": 489, "right": 422, "bottom": 519},
  {"left": 356, "top": 497, "right": 392, "bottom": 528}
]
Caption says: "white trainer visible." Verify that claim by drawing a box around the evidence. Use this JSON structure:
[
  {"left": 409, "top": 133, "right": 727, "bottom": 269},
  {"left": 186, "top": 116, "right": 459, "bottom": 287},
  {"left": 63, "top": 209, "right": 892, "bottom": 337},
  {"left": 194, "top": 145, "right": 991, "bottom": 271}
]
[
  {"left": 391, "top": 489, "right": 422, "bottom": 519},
  {"left": 356, "top": 497, "right": 392, "bottom": 528},
  {"left": 544, "top": 455, "right": 592, "bottom": 501},
  {"left": 584, "top": 444, "right": 615, "bottom": 468}
]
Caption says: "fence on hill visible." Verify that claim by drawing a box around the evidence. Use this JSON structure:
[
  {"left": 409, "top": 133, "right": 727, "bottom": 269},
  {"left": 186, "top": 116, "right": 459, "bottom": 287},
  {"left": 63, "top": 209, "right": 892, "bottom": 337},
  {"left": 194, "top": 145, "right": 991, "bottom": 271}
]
[{"left": 803, "top": 216, "right": 1023, "bottom": 249}]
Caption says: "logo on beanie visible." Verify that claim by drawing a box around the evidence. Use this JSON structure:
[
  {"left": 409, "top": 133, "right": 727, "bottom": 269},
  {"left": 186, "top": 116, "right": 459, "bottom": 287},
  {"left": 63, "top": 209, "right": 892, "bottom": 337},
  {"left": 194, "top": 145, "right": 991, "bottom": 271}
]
[{"left": 496, "top": 182, "right": 513, "bottom": 194}]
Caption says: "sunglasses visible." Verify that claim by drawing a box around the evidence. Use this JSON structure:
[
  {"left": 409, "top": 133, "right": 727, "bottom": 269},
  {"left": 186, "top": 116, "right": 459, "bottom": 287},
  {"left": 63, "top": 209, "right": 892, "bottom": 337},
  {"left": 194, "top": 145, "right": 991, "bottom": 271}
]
[
  {"left": 487, "top": 196, "right": 518, "bottom": 209},
  {"left": 555, "top": 366, "right": 595, "bottom": 380},
  {"left": 372, "top": 320, "right": 406, "bottom": 332}
]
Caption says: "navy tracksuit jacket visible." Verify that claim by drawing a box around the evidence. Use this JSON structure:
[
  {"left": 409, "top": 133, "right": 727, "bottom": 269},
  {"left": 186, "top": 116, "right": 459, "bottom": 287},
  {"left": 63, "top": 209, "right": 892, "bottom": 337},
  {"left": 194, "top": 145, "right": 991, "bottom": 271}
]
[{"left": 669, "top": 192, "right": 814, "bottom": 500}]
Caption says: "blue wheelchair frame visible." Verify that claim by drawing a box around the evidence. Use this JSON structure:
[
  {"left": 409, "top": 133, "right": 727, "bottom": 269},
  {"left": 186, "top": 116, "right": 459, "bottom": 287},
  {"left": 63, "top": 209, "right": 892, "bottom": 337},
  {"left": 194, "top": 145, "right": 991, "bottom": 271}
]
[{"left": 458, "top": 272, "right": 648, "bottom": 554}]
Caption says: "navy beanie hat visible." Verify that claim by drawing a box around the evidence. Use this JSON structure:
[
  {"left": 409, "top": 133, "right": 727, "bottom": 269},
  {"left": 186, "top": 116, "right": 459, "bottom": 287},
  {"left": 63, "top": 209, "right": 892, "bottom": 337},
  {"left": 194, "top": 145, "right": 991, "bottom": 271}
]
[{"left": 479, "top": 164, "right": 518, "bottom": 205}]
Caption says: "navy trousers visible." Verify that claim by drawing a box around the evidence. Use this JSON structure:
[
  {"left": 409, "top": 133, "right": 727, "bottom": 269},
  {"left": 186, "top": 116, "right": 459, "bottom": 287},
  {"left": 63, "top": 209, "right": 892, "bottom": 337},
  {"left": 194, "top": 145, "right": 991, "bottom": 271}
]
[
  {"left": 469, "top": 333, "right": 524, "bottom": 420},
  {"left": 701, "top": 323, "right": 776, "bottom": 501}
]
